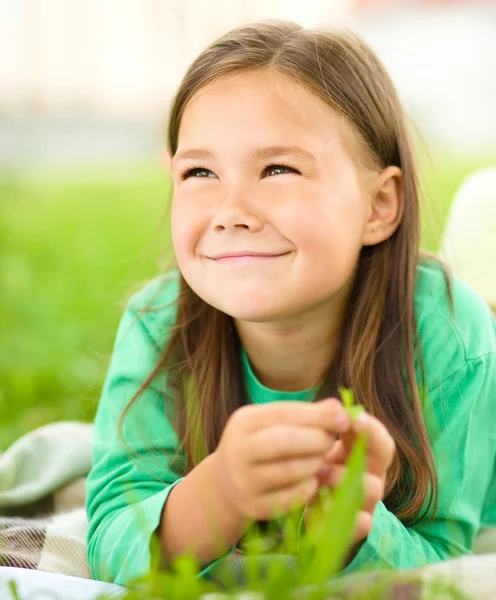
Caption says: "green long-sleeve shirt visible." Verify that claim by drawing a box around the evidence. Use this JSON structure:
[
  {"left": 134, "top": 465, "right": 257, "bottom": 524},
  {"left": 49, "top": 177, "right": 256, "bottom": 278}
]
[{"left": 86, "top": 260, "right": 496, "bottom": 585}]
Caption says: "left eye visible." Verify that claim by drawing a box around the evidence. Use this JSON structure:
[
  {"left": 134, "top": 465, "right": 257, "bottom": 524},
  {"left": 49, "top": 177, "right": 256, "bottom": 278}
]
[{"left": 264, "top": 164, "right": 298, "bottom": 177}]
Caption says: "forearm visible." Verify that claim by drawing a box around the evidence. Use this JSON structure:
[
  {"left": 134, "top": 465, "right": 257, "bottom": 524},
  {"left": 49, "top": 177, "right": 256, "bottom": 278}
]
[{"left": 158, "top": 452, "right": 247, "bottom": 567}]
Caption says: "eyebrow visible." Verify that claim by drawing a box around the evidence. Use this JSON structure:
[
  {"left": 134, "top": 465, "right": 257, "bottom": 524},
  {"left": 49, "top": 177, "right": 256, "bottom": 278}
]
[{"left": 173, "top": 145, "right": 318, "bottom": 164}]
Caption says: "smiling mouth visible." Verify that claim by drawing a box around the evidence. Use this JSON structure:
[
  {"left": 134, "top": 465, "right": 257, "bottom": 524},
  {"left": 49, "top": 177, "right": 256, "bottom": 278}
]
[{"left": 207, "top": 252, "right": 291, "bottom": 264}]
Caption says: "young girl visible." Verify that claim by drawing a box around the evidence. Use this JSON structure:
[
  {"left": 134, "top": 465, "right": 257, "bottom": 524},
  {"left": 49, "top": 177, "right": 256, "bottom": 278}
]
[{"left": 85, "top": 20, "right": 496, "bottom": 586}]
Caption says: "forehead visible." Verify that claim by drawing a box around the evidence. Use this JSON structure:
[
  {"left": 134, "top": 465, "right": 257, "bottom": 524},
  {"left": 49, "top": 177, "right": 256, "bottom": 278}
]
[{"left": 177, "top": 69, "right": 353, "bottom": 154}]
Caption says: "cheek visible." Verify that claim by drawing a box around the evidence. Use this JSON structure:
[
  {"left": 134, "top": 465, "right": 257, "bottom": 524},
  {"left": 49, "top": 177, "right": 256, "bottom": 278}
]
[
  {"left": 290, "top": 196, "right": 363, "bottom": 255},
  {"left": 288, "top": 193, "right": 365, "bottom": 289},
  {"left": 171, "top": 194, "right": 203, "bottom": 259}
]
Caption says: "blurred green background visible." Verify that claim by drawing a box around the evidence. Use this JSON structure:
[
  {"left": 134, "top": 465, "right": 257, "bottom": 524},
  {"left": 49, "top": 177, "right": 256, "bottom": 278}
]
[
  {"left": 0, "top": 165, "right": 173, "bottom": 449},
  {"left": 0, "top": 153, "right": 494, "bottom": 450}
]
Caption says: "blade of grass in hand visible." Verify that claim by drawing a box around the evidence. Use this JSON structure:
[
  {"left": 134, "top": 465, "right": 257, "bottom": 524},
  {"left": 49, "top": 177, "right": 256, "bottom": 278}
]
[
  {"left": 339, "top": 387, "right": 364, "bottom": 423},
  {"left": 299, "top": 432, "right": 366, "bottom": 585}
]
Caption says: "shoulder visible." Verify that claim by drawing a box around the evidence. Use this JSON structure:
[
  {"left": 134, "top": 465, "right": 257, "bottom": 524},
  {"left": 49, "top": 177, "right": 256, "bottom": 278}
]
[
  {"left": 414, "top": 257, "right": 496, "bottom": 389},
  {"left": 123, "top": 268, "right": 181, "bottom": 350}
]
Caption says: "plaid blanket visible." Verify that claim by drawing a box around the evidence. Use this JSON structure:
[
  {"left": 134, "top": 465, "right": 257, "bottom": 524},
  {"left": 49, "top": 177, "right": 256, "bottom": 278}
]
[{"left": 0, "top": 422, "right": 92, "bottom": 578}]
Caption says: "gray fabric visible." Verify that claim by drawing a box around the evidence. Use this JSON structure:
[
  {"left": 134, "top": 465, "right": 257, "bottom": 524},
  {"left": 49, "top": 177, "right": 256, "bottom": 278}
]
[
  {"left": 0, "top": 422, "right": 92, "bottom": 509},
  {"left": 0, "top": 422, "right": 92, "bottom": 578}
]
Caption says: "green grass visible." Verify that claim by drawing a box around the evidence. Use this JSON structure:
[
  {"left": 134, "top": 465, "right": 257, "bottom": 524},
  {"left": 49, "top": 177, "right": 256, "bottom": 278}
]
[
  {"left": 0, "top": 153, "right": 494, "bottom": 450},
  {"left": 0, "top": 166, "right": 172, "bottom": 449}
]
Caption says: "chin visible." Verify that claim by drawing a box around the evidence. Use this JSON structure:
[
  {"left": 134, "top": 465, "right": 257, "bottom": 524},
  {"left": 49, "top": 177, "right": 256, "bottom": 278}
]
[
  {"left": 181, "top": 270, "right": 318, "bottom": 323},
  {"left": 201, "top": 290, "right": 301, "bottom": 323}
]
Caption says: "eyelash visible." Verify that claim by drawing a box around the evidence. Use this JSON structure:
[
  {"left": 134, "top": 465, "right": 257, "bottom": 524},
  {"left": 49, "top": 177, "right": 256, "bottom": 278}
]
[{"left": 180, "top": 163, "right": 299, "bottom": 180}]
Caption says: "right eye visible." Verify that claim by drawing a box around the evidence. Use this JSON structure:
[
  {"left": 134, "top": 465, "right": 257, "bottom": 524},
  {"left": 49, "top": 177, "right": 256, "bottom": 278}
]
[{"left": 182, "top": 167, "right": 216, "bottom": 179}]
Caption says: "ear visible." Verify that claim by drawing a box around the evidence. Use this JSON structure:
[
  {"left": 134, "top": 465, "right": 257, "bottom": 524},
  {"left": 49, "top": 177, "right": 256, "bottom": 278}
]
[{"left": 362, "top": 166, "right": 404, "bottom": 247}]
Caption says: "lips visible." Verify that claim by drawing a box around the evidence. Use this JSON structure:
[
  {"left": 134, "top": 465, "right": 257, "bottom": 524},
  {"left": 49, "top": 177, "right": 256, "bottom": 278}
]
[
  {"left": 208, "top": 251, "right": 290, "bottom": 260},
  {"left": 204, "top": 250, "right": 291, "bottom": 265}
]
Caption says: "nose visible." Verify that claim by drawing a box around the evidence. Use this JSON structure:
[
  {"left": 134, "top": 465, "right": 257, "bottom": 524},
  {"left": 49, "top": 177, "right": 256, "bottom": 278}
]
[{"left": 210, "top": 192, "right": 264, "bottom": 233}]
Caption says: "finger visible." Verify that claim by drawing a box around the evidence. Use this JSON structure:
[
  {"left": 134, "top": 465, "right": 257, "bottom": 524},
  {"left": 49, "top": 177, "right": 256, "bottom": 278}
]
[
  {"left": 323, "top": 439, "right": 347, "bottom": 465},
  {"left": 354, "top": 511, "right": 373, "bottom": 544},
  {"left": 329, "top": 413, "right": 396, "bottom": 475},
  {"left": 352, "top": 413, "right": 396, "bottom": 476},
  {"left": 234, "top": 399, "right": 350, "bottom": 434},
  {"left": 250, "top": 425, "right": 335, "bottom": 462},
  {"left": 320, "top": 465, "right": 385, "bottom": 513},
  {"left": 253, "top": 456, "right": 326, "bottom": 492},
  {"left": 253, "top": 477, "right": 320, "bottom": 521}
]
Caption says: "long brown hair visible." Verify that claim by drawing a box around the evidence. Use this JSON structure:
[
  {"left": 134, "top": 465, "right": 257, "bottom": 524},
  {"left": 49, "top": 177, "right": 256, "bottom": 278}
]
[{"left": 121, "top": 20, "right": 448, "bottom": 525}]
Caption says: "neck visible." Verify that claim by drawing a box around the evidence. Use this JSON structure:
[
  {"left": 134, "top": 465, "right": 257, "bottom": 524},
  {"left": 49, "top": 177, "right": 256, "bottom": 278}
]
[{"left": 235, "top": 295, "right": 349, "bottom": 393}]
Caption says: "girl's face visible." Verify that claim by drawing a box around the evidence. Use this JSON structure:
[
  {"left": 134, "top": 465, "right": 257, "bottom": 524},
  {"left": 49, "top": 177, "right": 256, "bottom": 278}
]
[{"left": 171, "top": 69, "right": 375, "bottom": 323}]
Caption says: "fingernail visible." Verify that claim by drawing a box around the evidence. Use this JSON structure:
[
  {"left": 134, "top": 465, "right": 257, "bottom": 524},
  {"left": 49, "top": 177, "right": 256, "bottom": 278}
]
[
  {"left": 355, "top": 412, "right": 368, "bottom": 429},
  {"left": 336, "top": 413, "right": 349, "bottom": 429}
]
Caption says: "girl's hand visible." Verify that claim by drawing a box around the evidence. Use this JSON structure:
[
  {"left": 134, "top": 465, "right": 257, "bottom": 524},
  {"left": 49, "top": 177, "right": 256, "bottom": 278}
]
[
  {"left": 306, "top": 409, "right": 396, "bottom": 545},
  {"left": 211, "top": 399, "right": 350, "bottom": 523}
]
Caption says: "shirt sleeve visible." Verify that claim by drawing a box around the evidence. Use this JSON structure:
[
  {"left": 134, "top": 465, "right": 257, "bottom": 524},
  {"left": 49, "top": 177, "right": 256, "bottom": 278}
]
[
  {"left": 86, "top": 286, "right": 185, "bottom": 585},
  {"left": 343, "top": 352, "right": 496, "bottom": 575}
]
